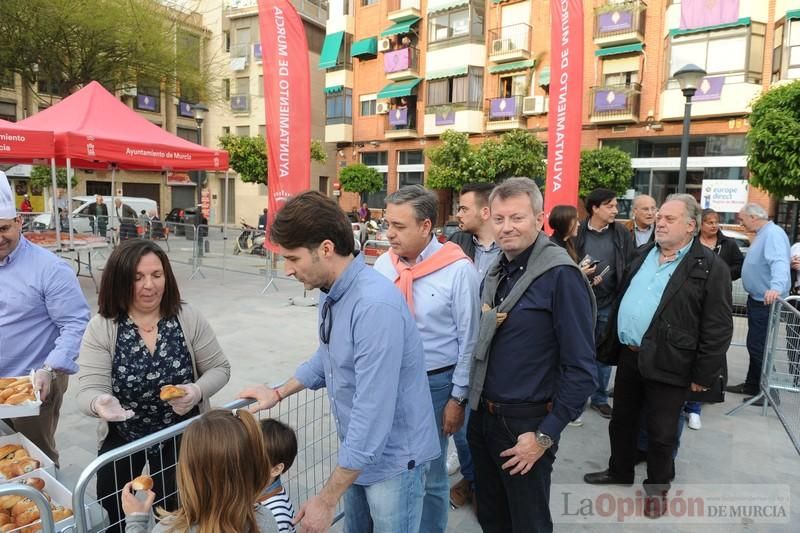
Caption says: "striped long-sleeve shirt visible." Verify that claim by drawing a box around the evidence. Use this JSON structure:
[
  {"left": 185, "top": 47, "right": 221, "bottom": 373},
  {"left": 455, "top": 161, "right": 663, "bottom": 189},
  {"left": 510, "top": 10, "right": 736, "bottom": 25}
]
[{"left": 259, "top": 487, "right": 296, "bottom": 533}]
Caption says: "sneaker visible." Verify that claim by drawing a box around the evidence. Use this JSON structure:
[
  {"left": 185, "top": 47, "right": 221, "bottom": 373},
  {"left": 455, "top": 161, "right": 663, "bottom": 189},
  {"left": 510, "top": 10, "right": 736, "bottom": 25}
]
[
  {"left": 446, "top": 447, "right": 459, "bottom": 475},
  {"left": 687, "top": 413, "right": 701, "bottom": 430},
  {"left": 449, "top": 478, "right": 473, "bottom": 508},
  {"left": 590, "top": 403, "right": 613, "bottom": 419},
  {"left": 568, "top": 417, "right": 584, "bottom": 427}
]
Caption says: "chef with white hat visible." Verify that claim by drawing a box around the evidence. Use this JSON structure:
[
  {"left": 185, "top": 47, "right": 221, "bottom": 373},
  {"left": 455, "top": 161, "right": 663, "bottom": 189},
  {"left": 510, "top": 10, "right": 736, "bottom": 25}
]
[{"left": 0, "top": 170, "right": 90, "bottom": 465}]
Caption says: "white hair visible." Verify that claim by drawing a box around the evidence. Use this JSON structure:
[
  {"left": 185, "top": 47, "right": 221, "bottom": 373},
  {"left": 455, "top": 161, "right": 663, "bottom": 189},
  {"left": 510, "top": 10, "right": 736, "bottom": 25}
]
[{"left": 740, "top": 202, "right": 768, "bottom": 220}]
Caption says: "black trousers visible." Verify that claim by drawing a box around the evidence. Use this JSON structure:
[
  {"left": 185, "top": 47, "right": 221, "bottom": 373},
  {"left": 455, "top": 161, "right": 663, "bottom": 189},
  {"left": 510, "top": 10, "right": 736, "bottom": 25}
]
[
  {"left": 96, "top": 425, "right": 182, "bottom": 533},
  {"left": 467, "top": 404, "right": 557, "bottom": 533},
  {"left": 608, "top": 347, "right": 687, "bottom": 495}
]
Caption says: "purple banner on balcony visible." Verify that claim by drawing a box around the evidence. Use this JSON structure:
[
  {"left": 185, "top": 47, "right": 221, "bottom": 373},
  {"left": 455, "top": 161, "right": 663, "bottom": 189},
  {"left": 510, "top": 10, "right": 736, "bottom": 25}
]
[
  {"left": 594, "top": 89, "right": 627, "bottom": 112},
  {"left": 231, "top": 95, "right": 248, "bottom": 111},
  {"left": 253, "top": 42, "right": 262, "bottom": 59},
  {"left": 435, "top": 108, "right": 455, "bottom": 126},
  {"left": 178, "top": 101, "right": 194, "bottom": 118},
  {"left": 137, "top": 94, "right": 157, "bottom": 111},
  {"left": 692, "top": 76, "right": 725, "bottom": 102},
  {"left": 490, "top": 97, "right": 517, "bottom": 119},
  {"left": 389, "top": 107, "right": 408, "bottom": 127},
  {"left": 384, "top": 48, "right": 410, "bottom": 73},
  {"left": 597, "top": 9, "right": 634, "bottom": 32}
]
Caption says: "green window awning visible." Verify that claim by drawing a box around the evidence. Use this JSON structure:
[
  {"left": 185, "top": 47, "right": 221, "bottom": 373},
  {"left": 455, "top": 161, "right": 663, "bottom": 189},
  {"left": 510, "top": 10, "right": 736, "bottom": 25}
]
[
  {"left": 595, "top": 43, "right": 644, "bottom": 57},
  {"left": 377, "top": 78, "right": 422, "bottom": 99},
  {"left": 324, "top": 85, "right": 344, "bottom": 94},
  {"left": 787, "top": 9, "right": 800, "bottom": 20},
  {"left": 426, "top": 66, "right": 469, "bottom": 80},
  {"left": 351, "top": 37, "right": 378, "bottom": 58},
  {"left": 428, "top": 0, "right": 469, "bottom": 14},
  {"left": 488, "top": 59, "right": 535, "bottom": 74},
  {"left": 319, "top": 31, "right": 345, "bottom": 69},
  {"left": 380, "top": 17, "right": 421, "bottom": 37},
  {"left": 538, "top": 67, "right": 550, "bottom": 86},
  {"left": 669, "top": 17, "right": 751, "bottom": 37}
]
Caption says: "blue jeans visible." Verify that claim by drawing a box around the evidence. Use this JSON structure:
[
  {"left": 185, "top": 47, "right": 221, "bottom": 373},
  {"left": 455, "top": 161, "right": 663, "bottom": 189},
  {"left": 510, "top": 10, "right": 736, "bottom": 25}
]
[
  {"left": 343, "top": 462, "right": 429, "bottom": 533},
  {"left": 746, "top": 297, "right": 770, "bottom": 389},
  {"left": 451, "top": 409, "right": 474, "bottom": 483},
  {"left": 683, "top": 401, "right": 701, "bottom": 415},
  {"left": 591, "top": 304, "right": 613, "bottom": 406},
  {"left": 420, "top": 369, "right": 453, "bottom": 533}
]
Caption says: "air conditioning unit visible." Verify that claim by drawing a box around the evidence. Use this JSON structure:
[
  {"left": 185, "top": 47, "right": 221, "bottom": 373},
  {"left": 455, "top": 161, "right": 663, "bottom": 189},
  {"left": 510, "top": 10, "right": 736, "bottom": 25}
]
[
  {"left": 492, "top": 38, "right": 514, "bottom": 54},
  {"left": 378, "top": 38, "right": 393, "bottom": 52},
  {"left": 523, "top": 95, "right": 548, "bottom": 115},
  {"left": 121, "top": 87, "right": 137, "bottom": 97},
  {"left": 376, "top": 101, "right": 390, "bottom": 114}
]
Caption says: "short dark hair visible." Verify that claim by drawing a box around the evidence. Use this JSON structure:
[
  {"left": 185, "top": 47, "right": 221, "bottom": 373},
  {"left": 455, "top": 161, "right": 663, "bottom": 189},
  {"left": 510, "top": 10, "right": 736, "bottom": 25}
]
[
  {"left": 385, "top": 185, "right": 438, "bottom": 225},
  {"left": 459, "top": 182, "right": 495, "bottom": 208},
  {"left": 98, "top": 240, "right": 182, "bottom": 320},
  {"left": 270, "top": 191, "right": 355, "bottom": 256},
  {"left": 260, "top": 418, "right": 298, "bottom": 472},
  {"left": 584, "top": 188, "right": 617, "bottom": 215}
]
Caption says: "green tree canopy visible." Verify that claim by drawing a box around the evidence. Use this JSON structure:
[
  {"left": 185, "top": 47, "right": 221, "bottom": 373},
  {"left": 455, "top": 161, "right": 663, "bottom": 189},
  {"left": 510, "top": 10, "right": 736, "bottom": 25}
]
[
  {"left": 426, "top": 130, "right": 475, "bottom": 190},
  {"left": 0, "top": 0, "right": 213, "bottom": 101},
  {"left": 30, "top": 165, "right": 76, "bottom": 190},
  {"left": 578, "top": 147, "right": 633, "bottom": 198},
  {"left": 338, "top": 163, "right": 383, "bottom": 194},
  {"left": 219, "top": 135, "right": 327, "bottom": 185},
  {"left": 747, "top": 80, "right": 800, "bottom": 198}
]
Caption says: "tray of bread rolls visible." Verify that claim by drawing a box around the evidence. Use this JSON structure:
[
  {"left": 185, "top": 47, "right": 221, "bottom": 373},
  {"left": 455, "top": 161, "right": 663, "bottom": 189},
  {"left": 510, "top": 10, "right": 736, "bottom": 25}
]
[
  {"left": 0, "top": 378, "right": 41, "bottom": 419},
  {"left": 0, "top": 437, "right": 55, "bottom": 483},
  {"left": 0, "top": 471, "right": 75, "bottom": 532}
]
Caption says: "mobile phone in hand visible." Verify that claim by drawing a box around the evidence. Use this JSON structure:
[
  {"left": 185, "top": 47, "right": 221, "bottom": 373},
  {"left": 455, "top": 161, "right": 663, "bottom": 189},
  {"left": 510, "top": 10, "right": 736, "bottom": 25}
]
[{"left": 597, "top": 265, "right": 611, "bottom": 278}]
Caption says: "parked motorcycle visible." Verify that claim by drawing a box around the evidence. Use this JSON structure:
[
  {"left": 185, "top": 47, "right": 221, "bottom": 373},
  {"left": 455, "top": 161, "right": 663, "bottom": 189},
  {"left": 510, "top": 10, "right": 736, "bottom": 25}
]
[{"left": 233, "top": 219, "right": 267, "bottom": 256}]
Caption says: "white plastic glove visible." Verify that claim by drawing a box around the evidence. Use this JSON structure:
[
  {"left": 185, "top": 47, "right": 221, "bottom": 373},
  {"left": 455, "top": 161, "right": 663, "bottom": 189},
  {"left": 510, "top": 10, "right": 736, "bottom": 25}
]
[
  {"left": 93, "top": 394, "right": 135, "bottom": 422},
  {"left": 33, "top": 369, "right": 53, "bottom": 402},
  {"left": 168, "top": 383, "right": 202, "bottom": 416}
]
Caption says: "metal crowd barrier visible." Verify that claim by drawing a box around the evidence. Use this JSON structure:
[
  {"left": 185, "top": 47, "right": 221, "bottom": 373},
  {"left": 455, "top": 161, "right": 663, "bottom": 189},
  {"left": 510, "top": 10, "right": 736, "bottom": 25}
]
[
  {"left": 730, "top": 279, "right": 749, "bottom": 348},
  {"left": 73, "top": 388, "right": 341, "bottom": 532},
  {"left": 0, "top": 482, "right": 58, "bottom": 533},
  {"left": 727, "top": 296, "right": 800, "bottom": 455}
]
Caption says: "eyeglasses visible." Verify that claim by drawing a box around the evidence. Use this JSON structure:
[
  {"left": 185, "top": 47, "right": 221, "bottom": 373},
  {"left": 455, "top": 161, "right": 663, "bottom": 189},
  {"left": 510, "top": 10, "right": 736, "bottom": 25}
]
[{"left": 319, "top": 298, "right": 333, "bottom": 344}]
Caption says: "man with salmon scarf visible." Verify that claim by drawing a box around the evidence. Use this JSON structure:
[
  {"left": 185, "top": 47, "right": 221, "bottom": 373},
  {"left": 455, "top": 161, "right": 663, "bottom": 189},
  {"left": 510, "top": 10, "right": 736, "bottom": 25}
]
[{"left": 374, "top": 185, "right": 480, "bottom": 533}]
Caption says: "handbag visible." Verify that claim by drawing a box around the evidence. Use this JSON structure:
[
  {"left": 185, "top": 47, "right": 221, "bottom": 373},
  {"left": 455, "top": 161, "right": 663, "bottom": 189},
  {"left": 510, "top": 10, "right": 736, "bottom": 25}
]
[{"left": 686, "top": 373, "right": 725, "bottom": 404}]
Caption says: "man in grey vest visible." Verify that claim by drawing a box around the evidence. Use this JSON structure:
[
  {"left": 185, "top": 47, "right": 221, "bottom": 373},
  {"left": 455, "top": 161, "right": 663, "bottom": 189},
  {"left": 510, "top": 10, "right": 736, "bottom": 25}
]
[{"left": 467, "top": 178, "right": 597, "bottom": 532}]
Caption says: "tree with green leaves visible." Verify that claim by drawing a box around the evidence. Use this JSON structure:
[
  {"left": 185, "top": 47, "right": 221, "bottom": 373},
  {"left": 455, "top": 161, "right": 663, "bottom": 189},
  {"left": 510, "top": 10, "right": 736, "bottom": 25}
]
[
  {"left": 30, "top": 165, "right": 76, "bottom": 190},
  {"left": 578, "top": 147, "right": 633, "bottom": 198},
  {"left": 477, "top": 129, "right": 547, "bottom": 185},
  {"left": 426, "top": 130, "right": 476, "bottom": 190},
  {"left": 338, "top": 163, "right": 384, "bottom": 195},
  {"left": 0, "top": 0, "right": 214, "bottom": 101},
  {"left": 747, "top": 80, "right": 800, "bottom": 198},
  {"left": 219, "top": 135, "right": 327, "bottom": 185}
]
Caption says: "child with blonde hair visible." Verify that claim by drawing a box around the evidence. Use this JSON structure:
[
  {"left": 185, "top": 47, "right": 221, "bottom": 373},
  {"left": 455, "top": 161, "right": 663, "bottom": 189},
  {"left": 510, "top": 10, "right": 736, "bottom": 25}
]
[{"left": 122, "top": 409, "right": 279, "bottom": 533}]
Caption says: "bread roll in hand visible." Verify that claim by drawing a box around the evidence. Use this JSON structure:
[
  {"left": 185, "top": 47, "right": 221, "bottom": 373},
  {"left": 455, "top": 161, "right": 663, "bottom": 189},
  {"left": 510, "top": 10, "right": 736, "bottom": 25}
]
[{"left": 159, "top": 385, "right": 186, "bottom": 401}]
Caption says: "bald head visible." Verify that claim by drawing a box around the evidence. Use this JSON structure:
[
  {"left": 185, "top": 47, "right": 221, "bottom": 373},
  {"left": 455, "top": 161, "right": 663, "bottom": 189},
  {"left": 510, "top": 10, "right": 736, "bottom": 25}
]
[{"left": 632, "top": 194, "right": 656, "bottom": 229}]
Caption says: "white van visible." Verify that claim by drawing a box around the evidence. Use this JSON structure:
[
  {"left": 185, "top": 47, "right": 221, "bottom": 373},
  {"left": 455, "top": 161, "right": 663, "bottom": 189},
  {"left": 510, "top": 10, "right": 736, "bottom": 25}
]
[{"left": 32, "top": 196, "right": 158, "bottom": 233}]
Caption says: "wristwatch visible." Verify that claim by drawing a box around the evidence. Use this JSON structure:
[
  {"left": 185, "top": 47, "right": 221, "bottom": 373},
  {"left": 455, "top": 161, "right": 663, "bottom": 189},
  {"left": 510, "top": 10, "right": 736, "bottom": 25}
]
[
  {"left": 535, "top": 430, "right": 553, "bottom": 449},
  {"left": 40, "top": 365, "right": 57, "bottom": 380},
  {"left": 449, "top": 394, "right": 468, "bottom": 407}
]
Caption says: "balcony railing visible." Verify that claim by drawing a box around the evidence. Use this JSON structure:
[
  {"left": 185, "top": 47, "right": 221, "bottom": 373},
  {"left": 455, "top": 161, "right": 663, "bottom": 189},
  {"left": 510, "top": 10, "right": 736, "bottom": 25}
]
[
  {"left": 593, "top": 1, "right": 647, "bottom": 44},
  {"left": 230, "top": 93, "right": 250, "bottom": 113},
  {"left": 590, "top": 83, "right": 641, "bottom": 123},
  {"left": 230, "top": 43, "right": 250, "bottom": 58},
  {"left": 488, "top": 24, "right": 531, "bottom": 62},
  {"left": 227, "top": 0, "right": 329, "bottom": 26},
  {"left": 387, "top": 106, "right": 416, "bottom": 129},
  {"left": 384, "top": 47, "right": 419, "bottom": 75},
  {"left": 488, "top": 95, "right": 524, "bottom": 120}
]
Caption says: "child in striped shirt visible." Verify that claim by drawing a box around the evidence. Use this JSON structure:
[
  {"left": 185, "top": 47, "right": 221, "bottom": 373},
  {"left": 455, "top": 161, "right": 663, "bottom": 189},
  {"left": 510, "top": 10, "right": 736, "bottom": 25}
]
[{"left": 258, "top": 419, "right": 298, "bottom": 533}]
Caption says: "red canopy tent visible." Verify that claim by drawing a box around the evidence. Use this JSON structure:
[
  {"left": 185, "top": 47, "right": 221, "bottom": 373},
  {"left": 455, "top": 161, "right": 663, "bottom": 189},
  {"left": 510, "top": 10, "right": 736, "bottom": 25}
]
[{"left": 0, "top": 118, "right": 56, "bottom": 162}]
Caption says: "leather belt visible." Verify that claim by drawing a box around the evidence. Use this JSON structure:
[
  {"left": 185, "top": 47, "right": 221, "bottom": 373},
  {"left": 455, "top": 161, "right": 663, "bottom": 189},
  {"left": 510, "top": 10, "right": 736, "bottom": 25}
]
[
  {"left": 626, "top": 345, "right": 641, "bottom": 352},
  {"left": 480, "top": 398, "right": 552, "bottom": 419},
  {"left": 427, "top": 364, "right": 455, "bottom": 377}
]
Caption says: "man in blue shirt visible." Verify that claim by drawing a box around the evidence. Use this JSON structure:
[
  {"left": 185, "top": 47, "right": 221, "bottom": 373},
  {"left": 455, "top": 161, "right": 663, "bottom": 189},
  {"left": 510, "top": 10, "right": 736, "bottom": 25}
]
[
  {"left": 374, "top": 185, "right": 480, "bottom": 533},
  {"left": 468, "top": 178, "right": 597, "bottom": 533},
  {"left": 727, "top": 203, "right": 791, "bottom": 402},
  {"left": 0, "top": 171, "right": 91, "bottom": 464},
  {"left": 585, "top": 195, "right": 732, "bottom": 519},
  {"left": 240, "top": 191, "right": 439, "bottom": 533}
]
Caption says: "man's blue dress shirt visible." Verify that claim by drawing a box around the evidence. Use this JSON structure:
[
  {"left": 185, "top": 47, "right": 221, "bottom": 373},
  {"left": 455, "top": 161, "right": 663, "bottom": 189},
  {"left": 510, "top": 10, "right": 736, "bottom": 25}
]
[
  {"left": 295, "top": 254, "right": 440, "bottom": 486},
  {"left": 742, "top": 221, "right": 791, "bottom": 301},
  {"left": 0, "top": 236, "right": 90, "bottom": 375}
]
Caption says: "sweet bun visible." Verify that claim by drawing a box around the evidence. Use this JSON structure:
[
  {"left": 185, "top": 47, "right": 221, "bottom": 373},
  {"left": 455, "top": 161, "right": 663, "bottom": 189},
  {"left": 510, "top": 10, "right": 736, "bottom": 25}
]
[
  {"left": 159, "top": 385, "right": 186, "bottom": 401},
  {"left": 131, "top": 475, "right": 153, "bottom": 491},
  {"left": 6, "top": 393, "right": 36, "bottom": 405},
  {"left": 0, "top": 446, "right": 20, "bottom": 461},
  {"left": 23, "top": 478, "right": 45, "bottom": 492}
]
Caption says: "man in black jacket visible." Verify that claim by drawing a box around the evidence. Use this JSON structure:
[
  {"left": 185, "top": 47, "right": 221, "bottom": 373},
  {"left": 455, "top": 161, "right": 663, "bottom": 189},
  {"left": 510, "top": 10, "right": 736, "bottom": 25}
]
[
  {"left": 575, "top": 189, "right": 635, "bottom": 418},
  {"left": 584, "top": 194, "right": 732, "bottom": 518},
  {"left": 450, "top": 182, "right": 500, "bottom": 277}
]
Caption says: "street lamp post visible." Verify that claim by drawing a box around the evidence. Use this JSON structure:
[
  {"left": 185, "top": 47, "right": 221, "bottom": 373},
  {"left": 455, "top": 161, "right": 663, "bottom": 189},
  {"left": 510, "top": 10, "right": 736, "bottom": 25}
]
[
  {"left": 674, "top": 64, "right": 707, "bottom": 194},
  {"left": 192, "top": 103, "right": 209, "bottom": 205}
]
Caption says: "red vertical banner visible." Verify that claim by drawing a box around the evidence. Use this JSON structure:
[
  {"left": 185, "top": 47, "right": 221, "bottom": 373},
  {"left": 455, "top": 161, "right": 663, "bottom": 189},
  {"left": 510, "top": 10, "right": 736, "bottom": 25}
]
[
  {"left": 545, "top": 0, "right": 584, "bottom": 224},
  {"left": 258, "top": 0, "right": 311, "bottom": 250}
]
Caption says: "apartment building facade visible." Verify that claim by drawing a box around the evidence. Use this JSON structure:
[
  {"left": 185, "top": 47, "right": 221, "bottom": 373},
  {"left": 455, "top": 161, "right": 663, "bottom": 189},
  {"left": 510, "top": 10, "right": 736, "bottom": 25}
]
[{"left": 323, "top": 0, "right": 800, "bottom": 222}]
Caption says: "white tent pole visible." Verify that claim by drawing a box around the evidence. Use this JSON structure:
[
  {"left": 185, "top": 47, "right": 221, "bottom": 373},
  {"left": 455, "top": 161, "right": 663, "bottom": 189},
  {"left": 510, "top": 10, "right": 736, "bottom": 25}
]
[
  {"left": 66, "top": 158, "right": 74, "bottom": 250},
  {"left": 50, "top": 157, "right": 61, "bottom": 251},
  {"left": 110, "top": 166, "right": 116, "bottom": 232}
]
